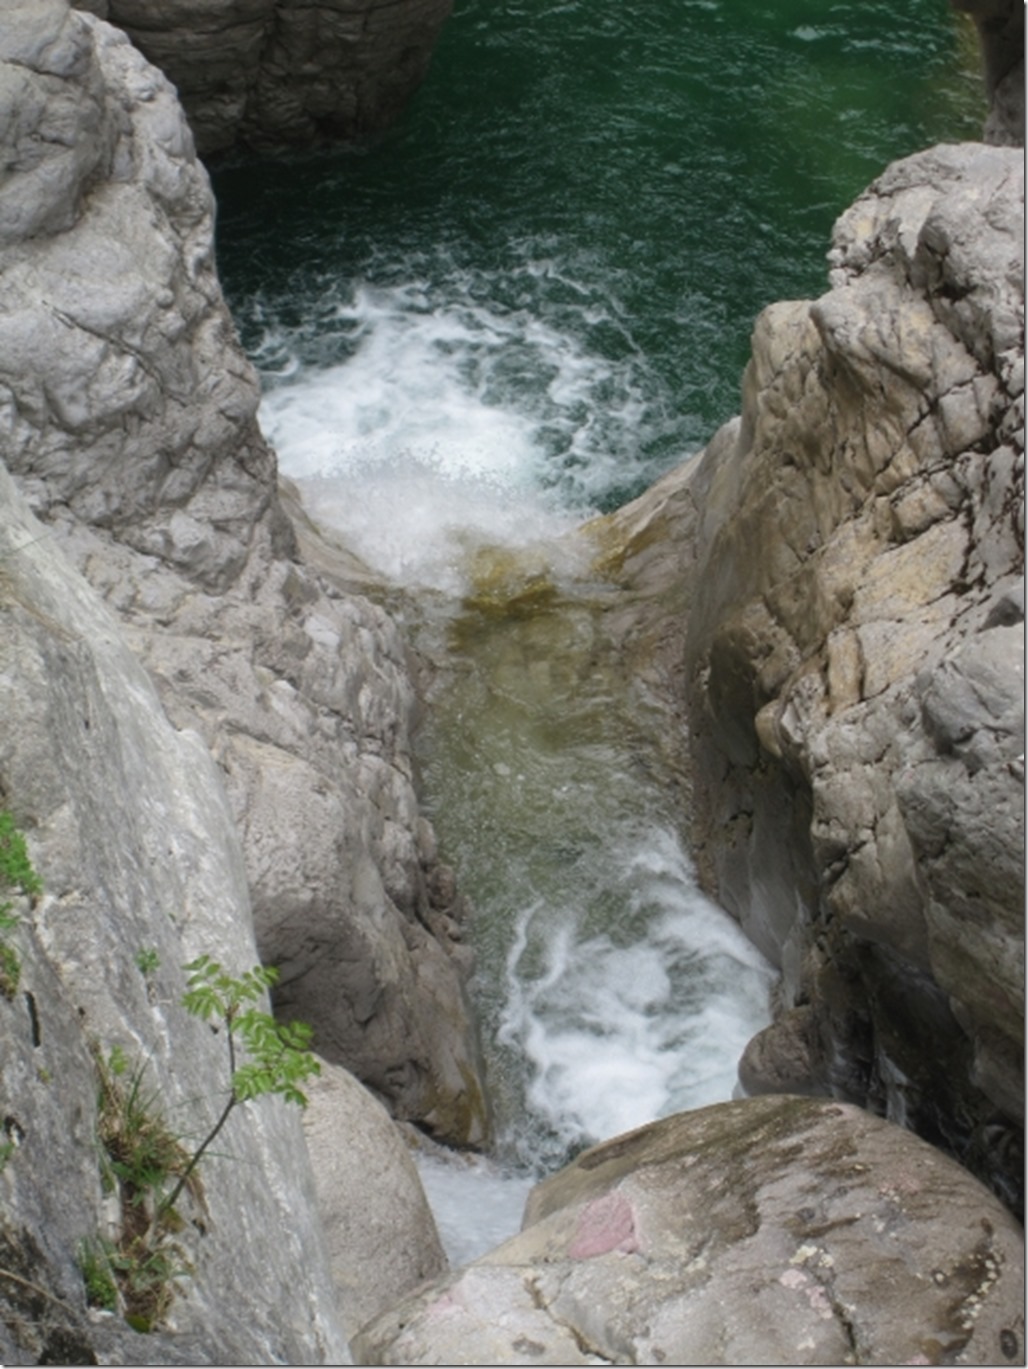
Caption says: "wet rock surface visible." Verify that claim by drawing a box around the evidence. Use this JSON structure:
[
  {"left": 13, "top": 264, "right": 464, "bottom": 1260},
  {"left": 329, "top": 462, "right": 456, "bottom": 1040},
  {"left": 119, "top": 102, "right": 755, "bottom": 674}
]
[{"left": 355, "top": 1096, "right": 1025, "bottom": 1366}]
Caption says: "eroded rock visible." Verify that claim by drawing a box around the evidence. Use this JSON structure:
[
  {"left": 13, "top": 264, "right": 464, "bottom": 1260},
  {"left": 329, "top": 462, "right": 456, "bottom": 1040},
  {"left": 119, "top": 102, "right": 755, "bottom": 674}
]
[
  {"left": 0, "top": 0, "right": 488, "bottom": 1149},
  {"left": 355, "top": 1096, "right": 1025, "bottom": 1366},
  {"left": 597, "top": 142, "right": 1024, "bottom": 1210},
  {"left": 74, "top": 0, "right": 454, "bottom": 158}
]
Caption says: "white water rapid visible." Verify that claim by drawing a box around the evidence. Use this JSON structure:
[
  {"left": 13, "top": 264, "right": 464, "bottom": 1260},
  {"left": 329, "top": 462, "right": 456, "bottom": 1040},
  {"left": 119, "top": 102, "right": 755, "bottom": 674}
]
[{"left": 256, "top": 276, "right": 775, "bottom": 1266}]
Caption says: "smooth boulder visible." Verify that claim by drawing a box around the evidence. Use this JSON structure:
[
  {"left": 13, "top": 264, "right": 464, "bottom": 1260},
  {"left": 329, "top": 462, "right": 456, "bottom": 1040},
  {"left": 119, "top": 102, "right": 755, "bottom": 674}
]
[{"left": 355, "top": 1096, "right": 1025, "bottom": 1366}]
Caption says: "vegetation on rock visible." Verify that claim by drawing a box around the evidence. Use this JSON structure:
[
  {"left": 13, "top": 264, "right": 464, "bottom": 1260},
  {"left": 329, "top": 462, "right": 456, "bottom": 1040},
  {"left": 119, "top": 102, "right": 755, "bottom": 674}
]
[
  {"left": 87, "top": 959, "right": 320, "bottom": 1331},
  {"left": 0, "top": 811, "right": 41, "bottom": 1001}
]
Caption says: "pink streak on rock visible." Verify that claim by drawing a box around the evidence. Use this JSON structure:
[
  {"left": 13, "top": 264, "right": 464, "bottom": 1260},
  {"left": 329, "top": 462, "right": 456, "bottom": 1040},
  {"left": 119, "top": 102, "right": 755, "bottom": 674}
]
[{"left": 568, "top": 1191, "right": 640, "bottom": 1259}]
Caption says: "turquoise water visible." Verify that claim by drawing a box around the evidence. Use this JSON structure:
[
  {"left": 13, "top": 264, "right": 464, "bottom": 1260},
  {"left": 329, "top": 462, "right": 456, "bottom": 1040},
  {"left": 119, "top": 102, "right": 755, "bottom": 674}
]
[{"left": 213, "top": 0, "right": 981, "bottom": 514}]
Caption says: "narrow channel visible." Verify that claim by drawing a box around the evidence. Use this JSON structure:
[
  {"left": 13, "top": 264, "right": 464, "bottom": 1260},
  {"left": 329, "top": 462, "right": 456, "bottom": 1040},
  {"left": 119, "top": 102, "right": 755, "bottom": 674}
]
[{"left": 212, "top": 0, "right": 983, "bottom": 1263}]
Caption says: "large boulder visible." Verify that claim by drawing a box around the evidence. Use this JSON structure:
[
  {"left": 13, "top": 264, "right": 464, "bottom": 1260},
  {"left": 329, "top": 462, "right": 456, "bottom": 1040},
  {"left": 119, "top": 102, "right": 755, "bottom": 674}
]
[
  {"left": 74, "top": 0, "right": 454, "bottom": 158},
  {"left": 595, "top": 142, "right": 1024, "bottom": 1211},
  {"left": 303, "top": 1060, "right": 448, "bottom": 1332},
  {"left": 355, "top": 1096, "right": 1025, "bottom": 1366},
  {"left": 0, "top": 0, "right": 488, "bottom": 1147}
]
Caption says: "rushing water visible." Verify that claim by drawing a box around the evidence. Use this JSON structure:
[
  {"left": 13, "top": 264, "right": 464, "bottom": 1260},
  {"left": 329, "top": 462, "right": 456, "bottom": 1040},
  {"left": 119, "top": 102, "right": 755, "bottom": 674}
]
[{"left": 213, "top": 0, "right": 983, "bottom": 1263}]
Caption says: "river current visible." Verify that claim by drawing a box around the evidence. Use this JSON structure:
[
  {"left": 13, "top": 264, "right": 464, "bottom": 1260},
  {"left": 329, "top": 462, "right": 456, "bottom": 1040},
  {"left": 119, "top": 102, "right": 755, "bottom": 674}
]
[{"left": 213, "top": 0, "right": 983, "bottom": 1263}]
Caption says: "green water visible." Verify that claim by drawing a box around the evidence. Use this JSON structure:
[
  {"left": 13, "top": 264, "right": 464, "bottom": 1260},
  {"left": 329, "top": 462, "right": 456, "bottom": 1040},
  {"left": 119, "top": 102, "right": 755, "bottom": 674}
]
[{"left": 214, "top": 0, "right": 982, "bottom": 508}]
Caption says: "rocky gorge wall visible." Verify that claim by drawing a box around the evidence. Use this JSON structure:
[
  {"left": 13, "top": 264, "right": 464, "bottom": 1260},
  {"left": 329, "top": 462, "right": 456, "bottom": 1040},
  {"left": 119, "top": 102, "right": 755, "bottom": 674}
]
[
  {"left": 72, "top": 0, "right": 454, "bottom": 158},
  {"left": 600, "top": 139, "right": 1024, "bottom": 1212},
  {"left": 0, "top": 2, "right": 482, "bottom": 1359},
  {"left": 0, "top": 0, "right": 1022, "bottom": 1362},
  {"left": 1, "top": 0, "right": 487, "bottom": 1151}
]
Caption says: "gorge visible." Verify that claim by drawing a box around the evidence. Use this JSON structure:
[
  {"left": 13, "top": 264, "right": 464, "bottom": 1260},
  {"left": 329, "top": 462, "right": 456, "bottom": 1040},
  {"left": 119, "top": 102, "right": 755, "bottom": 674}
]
[{"left": 0, "top": 0, "right": 1023, "bottom": 1364}]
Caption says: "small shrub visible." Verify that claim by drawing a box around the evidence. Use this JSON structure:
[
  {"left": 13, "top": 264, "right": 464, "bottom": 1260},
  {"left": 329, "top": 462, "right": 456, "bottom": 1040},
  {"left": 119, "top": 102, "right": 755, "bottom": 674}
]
[
  {"left": 155, "top": 957, "right": 319, "bottom": 1220},
  {"left": 135, "top": 948, "right": 160, "bottom": 979},
  {"left": 94, "top": 1048, "right": 199, "bottom": 1217},
  {"left": 78, "top": 1240, "right": 118, "bottom": 1312},
  {"left": 0, "top": 811, "right": 41, "bottom": 1000},
  {"left": 89, "top": 959, "right": 318, "bottom": 1332},
  {"left": 0, "top": 935, "right": 20, "bottom": 1001},
  {"left": 0, "top": 813, "right": 42, "bottom": 900},
  {"left": 108, "top": 1237, "right": 189, "bottom": 1333}
]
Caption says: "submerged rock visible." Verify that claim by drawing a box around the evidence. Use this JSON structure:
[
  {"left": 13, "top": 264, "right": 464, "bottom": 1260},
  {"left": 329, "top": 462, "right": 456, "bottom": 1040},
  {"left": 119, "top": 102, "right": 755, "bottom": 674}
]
[
  {"left": 598, "top": 141, "right": 1024, "bottom": 1211},
  {"left": 355, "top": 1096, "right": 1025, "bottom": 1366}
]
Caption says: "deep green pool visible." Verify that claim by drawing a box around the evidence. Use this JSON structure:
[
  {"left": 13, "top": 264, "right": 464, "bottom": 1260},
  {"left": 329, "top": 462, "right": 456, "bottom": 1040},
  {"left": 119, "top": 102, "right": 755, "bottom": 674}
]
[{"left": 213, "top": 0, "right": 982, "bottom": 513}]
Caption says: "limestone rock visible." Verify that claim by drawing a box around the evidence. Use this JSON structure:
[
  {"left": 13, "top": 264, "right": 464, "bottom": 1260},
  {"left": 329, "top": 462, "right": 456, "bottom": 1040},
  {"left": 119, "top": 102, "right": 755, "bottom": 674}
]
[
  {"left": 303, "top": 1061, "right": 448, "bottom": 1333},
  {"left": 0, "top": 466, "right": 351, "bottom": 1364},
  {"left": 355, "top": 1096, "right": 1025, "bottom": 1366},
  {"left": 1, "top": 0, "right": 276, "bottom": 594},
  {"left": 598, "top": 142, "right": 1024, "bottom": 1211},
  {"left": 0, "top": 0, "right": 488, "bottom": 1148},
  {"left": 952, "top": 0, "right": 1025, "bottom": 146},
  {"left": 76, "top": 0, "right": 454, "bottom": 158}
]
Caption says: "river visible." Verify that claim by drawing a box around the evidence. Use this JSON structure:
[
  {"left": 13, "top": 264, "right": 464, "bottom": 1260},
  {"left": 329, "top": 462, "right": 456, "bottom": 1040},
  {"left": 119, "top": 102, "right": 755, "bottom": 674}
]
[{"left": 212, "top": 0, "right": 983, "bottom": 1264}]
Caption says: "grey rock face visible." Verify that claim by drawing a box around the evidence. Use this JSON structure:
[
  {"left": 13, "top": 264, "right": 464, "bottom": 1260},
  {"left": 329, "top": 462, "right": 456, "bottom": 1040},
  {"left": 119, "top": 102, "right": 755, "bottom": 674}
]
[
  {"left": 598, "top": 143, "right": 1024, "bottom": 1210},
  {"left": 1, "top": 0, "right": 488, "bottom": 1148},
  {"left": 2, "top": 0, "right": 276, "bottom": 594},
  {"left": 75, "top": 0, "right": 453, "bottom": 158},
  {"left": 303, "top": 1061, "right": 448, "bottom": 1333},
  {"left": 355, "top": 1096, "right": 1025, "bottom": 1366},
  {"left": 952, "top": 0, "right": 1025, "bottom": 146},
  {"left": 0, "top": 468, "right": 351, "bottom": 1364}
]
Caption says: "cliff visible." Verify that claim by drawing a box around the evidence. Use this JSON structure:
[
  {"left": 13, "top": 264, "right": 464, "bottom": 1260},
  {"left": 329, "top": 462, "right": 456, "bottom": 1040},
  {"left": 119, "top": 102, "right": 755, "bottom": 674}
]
[
  {"left": 0, "top": 2, "right": 481, "bottom": 1359},
  {"left": 1, "top": 0, "right": 487, "bottom": 1151},
  {"left": 597, "top": 140, "right": 1024, "bottom": 1212},
  {"left": 72, "top": 0, "right": 454, "bottom": 158},
  {"left": 0, "top": 0, "right": 1022, "bottom": 1362}
]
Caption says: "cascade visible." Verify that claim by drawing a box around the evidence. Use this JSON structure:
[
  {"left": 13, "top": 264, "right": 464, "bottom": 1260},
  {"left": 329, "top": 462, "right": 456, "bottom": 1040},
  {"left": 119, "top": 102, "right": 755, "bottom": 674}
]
[{"left": 213, "top": 0, "right": 983, "bottom": 1260}]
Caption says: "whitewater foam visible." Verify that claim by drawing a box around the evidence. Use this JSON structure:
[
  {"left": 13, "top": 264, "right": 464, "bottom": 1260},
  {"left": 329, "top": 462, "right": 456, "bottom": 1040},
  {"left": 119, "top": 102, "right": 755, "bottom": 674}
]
[
  {"left": 249, "top": 266, "right": 671, "bottom": 590},
  {"left": 492, "top": 826, "right": 775, "bottom": 1171}
]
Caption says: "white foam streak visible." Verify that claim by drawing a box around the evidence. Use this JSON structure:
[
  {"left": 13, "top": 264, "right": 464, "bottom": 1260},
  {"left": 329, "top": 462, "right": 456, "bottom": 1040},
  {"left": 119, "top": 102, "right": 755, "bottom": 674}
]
[
  {"left": 495, "top": 827, "right": 774, "bottom": 1169},
  {"left": 414, "top": 1152, "right": 534, "bottom": 1268}
]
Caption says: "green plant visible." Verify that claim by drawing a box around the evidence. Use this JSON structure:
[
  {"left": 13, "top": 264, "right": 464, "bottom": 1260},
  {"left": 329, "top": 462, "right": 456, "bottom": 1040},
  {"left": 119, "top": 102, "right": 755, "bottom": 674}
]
[
  {"left": 94, "top": 1048, "right": 198, "bottom": 1214},
  {"left": 108, "top": 1238, "right": 189, "bottom": 1333},
  {"left": 0, "top": 935, "right": 19, "bottom": 1001},
  {"left": 135, "top": 948, "right": 160, "bottom": 978},
  {"left": 91, "top": 1046, "right": 199, "bottom": 1331},
  {"left": 0, "top": 813, "right": 42, "bottom": 899},
  {"left": 158, "top": 957, "right": 319, "bottom": 1220},
  {"left": 78, "top": 1240, "right": 118, "bottom": 1313},
  {"left": 88, "top": 959, "right": 318, "bottom": 1332},
  {"left": 0, "top": 811, "right": 41, "bottom": 1001}
]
